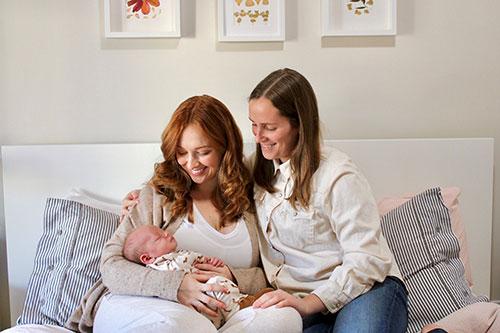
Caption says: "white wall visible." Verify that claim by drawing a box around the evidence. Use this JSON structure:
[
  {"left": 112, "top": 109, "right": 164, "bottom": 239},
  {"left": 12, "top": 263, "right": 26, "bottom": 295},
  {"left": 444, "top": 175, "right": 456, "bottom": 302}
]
[{"left": 1, "top": 0, "right": 499, "bottom": 328}]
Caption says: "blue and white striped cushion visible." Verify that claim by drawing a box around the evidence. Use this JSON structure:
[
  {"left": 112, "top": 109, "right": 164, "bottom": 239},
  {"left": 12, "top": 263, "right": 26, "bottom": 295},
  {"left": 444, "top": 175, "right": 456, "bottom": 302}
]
[
  {"left": 17, "top": 198, "right": 119, "bottom": 326},
  {"left": 381, "top": 188, "right": 488, "bottom": 333}
]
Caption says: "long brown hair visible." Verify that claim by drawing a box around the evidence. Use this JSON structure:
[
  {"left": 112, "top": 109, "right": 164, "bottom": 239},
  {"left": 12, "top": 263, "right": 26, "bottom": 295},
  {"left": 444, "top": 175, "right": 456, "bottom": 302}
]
[
  {"left": 249, "top": 68, "right": 321, "bottom": 209},
  {"left": 150, "top": 95, "right": 252, "bottom": 229}
]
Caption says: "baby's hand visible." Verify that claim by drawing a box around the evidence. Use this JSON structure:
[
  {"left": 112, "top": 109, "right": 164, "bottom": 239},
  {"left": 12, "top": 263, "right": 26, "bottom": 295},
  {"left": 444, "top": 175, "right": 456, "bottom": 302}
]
[
  {"left": 193, "top": 259, "right": 233, "bottom": 281},
  {"left": 205, "top": 257, "right": 225, "bottom": 267}
]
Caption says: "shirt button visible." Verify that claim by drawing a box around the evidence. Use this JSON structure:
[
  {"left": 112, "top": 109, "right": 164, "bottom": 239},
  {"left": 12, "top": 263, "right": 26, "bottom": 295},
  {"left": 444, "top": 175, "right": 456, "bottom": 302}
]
[
  {"left": 278, "top": 193, "right": 283, "bottom": 198},
  {"left": 48, "top": 264, "right": 54, "bottom": 271},
  {"left": 56, "top": 229, "right": 63, "bottom": 235},
  {"left": 39, "top": 299, "right": 45, "bottom": 305},
  {"left": 293, "top": 212, "right": 298, "bottom": 216},
  {"left": 436, "top": 226, "right": 442, "bottom": 232}
]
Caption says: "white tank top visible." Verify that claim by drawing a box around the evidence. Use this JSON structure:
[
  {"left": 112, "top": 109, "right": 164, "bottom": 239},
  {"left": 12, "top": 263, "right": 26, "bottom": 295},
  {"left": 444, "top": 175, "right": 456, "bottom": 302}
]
[{"left": 173, "top": 204, "right": 253, "bottom": 268}]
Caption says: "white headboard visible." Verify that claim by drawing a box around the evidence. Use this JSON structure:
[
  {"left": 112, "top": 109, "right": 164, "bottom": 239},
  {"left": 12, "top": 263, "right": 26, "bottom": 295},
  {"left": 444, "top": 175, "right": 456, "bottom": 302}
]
[{"left": 1, "top": 138, "right": 494, "bottom": 325}]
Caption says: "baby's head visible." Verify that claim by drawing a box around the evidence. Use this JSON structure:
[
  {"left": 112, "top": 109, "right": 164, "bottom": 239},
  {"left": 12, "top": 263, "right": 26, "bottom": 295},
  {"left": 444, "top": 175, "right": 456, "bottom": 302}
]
[{"left": 123, "top": 225, "right": 177, "bottom": 265}]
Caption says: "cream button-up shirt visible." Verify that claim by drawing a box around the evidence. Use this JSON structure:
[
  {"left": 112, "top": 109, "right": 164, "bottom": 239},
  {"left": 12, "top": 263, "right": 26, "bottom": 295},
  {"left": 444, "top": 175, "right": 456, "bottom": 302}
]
[{"left": 254, "top": 146, "right": 401, "bottom": 313}]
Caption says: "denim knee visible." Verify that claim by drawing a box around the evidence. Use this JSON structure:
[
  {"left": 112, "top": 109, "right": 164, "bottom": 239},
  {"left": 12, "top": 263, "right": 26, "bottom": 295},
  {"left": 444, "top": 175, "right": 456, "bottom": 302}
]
[{"left": 303, "top": 276, "right": 408, "bottom": 333}]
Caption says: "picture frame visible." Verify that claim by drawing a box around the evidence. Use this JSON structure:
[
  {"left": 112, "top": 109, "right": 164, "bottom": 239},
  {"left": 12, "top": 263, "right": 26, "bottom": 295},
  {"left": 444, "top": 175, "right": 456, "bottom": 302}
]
[
  {"left": 321, "top": 0, "right": 396, "bottom": 36},
  {"left": 104, "top": 0, "right": 181, "bottom": 38},
  {"left": 218, "top": 0, "right": 285, "bottom": 42}
]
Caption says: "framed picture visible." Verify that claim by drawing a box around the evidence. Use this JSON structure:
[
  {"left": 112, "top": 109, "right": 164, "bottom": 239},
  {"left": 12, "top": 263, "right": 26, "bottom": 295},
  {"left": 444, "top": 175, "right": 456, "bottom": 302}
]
[
  {"left": 321, "top": 0, "right": 396, "bottom": 36},
  {"left": 218, "top": 0, "right": 285, "bottom": 42},
  {"left": 104, "top": 0, "right": 181, "bottom": 38}
]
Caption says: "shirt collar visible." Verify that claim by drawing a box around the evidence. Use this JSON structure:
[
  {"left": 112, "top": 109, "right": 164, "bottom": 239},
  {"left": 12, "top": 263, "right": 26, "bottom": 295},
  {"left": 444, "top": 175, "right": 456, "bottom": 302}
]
[{"left": 273, "top": 159, "right": 292, "bottom": 179}]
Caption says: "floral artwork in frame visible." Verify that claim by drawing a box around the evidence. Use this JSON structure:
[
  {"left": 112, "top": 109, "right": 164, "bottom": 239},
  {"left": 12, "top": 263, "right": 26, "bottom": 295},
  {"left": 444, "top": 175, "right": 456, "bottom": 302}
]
[
  {"left": 218, "top": 0, "right": 285, "bottom": 42},
  {"left": 321, "top": 0, "right": 397, "bottom": 36},
  {"left": 104, "top": 0, "right": 181, "bottom": 38}
]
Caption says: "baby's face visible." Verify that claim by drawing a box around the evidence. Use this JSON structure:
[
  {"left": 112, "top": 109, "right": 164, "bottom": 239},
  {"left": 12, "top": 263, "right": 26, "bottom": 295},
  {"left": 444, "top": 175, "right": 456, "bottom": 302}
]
[{"left": 142, "top": 227, "right": 177, "bottom": 258}]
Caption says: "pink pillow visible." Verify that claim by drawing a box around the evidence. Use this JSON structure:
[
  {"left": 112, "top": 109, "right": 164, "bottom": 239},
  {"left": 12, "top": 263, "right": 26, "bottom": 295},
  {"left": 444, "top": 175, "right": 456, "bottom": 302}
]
[
  {"left": 421, "top": 302, "right": 500, "bottom": 333},
  {"left": 377, "top": 187, "right": 473, "bottom": 287}
]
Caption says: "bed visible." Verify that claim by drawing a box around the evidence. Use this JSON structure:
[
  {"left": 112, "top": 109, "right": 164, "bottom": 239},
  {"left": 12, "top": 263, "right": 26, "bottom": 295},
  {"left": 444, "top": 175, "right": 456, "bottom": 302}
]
[{"left": 1, "top": 138, "right": 495, "bottom": 332}]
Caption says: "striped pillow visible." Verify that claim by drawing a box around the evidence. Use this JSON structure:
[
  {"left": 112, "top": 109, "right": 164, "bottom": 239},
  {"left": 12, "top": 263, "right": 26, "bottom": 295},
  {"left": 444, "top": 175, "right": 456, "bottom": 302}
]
[
  {"left": 380, "top": 188, "right": 488, "bottom": 333},
  {"left": 17, "top": 198, "right": 119, "bottom": 326}
]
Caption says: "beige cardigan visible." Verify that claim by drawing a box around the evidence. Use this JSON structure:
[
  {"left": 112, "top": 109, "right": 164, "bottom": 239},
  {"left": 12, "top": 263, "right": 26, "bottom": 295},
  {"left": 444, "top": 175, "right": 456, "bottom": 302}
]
[{"left": 66, "top": 185, "right": 267, "bottom": 332}]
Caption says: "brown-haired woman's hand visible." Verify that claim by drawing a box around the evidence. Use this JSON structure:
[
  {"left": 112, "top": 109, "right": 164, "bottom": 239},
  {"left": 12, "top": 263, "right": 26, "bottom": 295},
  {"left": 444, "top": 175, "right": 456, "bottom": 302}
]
[
  {"left": 120, "top": 189, "right": 140, "bottom": 222},
  {"left": 252, "top": 289, "right": 326, "bottom": 317},
  {"left": 177, "top": 273, "right": 228, "bottom": 317}
]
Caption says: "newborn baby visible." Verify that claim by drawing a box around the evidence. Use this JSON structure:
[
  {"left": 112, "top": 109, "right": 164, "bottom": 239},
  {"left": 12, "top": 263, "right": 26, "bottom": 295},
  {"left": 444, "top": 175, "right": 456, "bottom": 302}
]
[{"left": 123, "top": 225, "right": 271, "bottom": 328}]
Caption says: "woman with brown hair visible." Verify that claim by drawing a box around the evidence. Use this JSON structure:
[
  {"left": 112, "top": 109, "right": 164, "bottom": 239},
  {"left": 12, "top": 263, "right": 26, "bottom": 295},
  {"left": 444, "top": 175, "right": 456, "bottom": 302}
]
[
  {"left": 248, "top": 68, "right": 408, "bottom": 332},
  {"left": 93, "top": 95, "right": 302, "bottom": 332}
]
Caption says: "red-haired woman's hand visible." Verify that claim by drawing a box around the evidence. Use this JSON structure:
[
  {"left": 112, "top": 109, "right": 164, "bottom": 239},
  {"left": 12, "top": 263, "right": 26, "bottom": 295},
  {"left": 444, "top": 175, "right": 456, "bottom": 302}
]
[
  {"left": 177, "top": 273, "right": 228, "bottom": 317},
  {"left": 120, "top": 189, "right": 140, "bottom": 222}
]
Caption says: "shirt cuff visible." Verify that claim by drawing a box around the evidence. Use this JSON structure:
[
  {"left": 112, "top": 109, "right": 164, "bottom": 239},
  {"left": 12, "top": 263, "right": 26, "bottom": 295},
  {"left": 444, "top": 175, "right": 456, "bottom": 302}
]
[{"left": 312, "top": 285, "right": 352, "bottom": 314}]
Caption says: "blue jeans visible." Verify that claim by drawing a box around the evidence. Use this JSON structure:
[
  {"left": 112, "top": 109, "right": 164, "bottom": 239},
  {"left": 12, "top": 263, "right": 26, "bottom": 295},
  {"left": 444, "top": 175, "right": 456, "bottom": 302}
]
[{"left": 303, "top": 276, "right": 408, "bottom": 333}]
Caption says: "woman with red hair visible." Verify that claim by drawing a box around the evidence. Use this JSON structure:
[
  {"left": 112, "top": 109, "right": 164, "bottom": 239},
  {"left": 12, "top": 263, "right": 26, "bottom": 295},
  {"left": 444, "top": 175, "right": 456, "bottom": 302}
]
[{"left": 91, "top": 95, "right": 302, "bottom": 332}]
